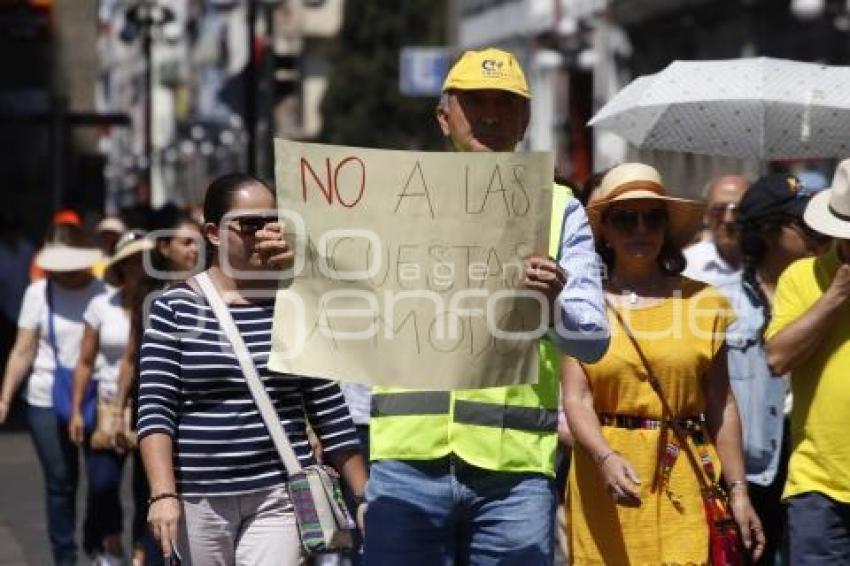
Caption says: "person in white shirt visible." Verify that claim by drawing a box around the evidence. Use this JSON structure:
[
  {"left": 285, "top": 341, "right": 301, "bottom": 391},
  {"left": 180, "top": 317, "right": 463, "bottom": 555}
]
[
  {"left": 0, "top": 224, "right": 105, "bottom": 566},
  {"left": 68, "top": 230, "right": 155, "bottom": 566},
  {"left": 111, "top": 214, "right": 202, "bottom": 566},
  {"left": 683, "top": 175, "right": 750, "bottom": 286}
]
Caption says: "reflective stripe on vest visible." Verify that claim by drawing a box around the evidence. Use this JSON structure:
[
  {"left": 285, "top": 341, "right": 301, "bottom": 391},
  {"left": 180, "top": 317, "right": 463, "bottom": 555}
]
[
  {"left": 372, "top": 393, "right": 557, "bottom": 433},
  {"left": 453, "top": 400, "right": 558, "bottom": 432},
  {"left": 370, "top": 391, "right": 450, "bottom": 417}
]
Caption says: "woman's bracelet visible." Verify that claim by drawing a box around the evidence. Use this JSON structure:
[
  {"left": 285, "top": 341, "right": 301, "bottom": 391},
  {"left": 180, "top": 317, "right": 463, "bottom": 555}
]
[
  {"left": 595, "top": 450, "right": 620, "bottom": 467},
  {"left": 727, "top": 479, "right": 748, "bottom": 493},
  {"left": 148, "top": 492, "right": 181, "bottom": 506}
]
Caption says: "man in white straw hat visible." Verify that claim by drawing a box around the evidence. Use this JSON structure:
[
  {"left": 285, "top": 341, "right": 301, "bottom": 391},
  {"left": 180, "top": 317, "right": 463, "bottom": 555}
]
[{"left": 765, "top": 158, "right": 850, "bottom": 564}]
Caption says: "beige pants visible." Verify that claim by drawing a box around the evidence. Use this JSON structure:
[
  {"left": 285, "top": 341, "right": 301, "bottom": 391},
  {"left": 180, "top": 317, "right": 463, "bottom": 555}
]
[{"left": 177, "top": 486, "right": 302, "bottom": 566}]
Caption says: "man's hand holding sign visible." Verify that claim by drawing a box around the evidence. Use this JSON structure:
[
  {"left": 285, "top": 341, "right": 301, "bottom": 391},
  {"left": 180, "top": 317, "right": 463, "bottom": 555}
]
[{"left": 524, "top": 255, "right": 568, "bottom": 324}]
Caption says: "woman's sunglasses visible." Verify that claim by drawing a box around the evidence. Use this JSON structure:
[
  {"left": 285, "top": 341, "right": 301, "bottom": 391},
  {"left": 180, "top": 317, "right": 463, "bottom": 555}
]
[
  {"left": 605, "top": 208, "right": 668, "bottom": 233},
  {"left": 228, "top": 214, "right": 279, "bottom": 236}
]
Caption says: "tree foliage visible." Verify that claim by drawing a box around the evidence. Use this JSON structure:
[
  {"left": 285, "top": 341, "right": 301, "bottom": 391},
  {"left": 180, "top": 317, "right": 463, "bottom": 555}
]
[{"left": 319, "top": 0, "right": 446, "bottom": 150}]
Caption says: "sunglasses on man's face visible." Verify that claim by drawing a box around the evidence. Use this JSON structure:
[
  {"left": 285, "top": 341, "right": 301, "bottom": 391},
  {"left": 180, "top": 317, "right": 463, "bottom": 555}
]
[
  {"left": 707, "top": 201, "right": 739, "bottom": 222},
  {"left": 606, "top": 208, "right": 668, "bottom": 233},
  {"left": 228, "top": 215, "right": 278, "bottom": 236}
]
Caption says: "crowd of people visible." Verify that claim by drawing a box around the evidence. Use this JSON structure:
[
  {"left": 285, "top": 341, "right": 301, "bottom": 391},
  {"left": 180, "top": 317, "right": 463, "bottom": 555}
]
[
  {"left": 1, "top": 46, "right": 849, "bottom": 566},
  {"left": 0, "top": 208, "right": 202, "bottom": 566}
]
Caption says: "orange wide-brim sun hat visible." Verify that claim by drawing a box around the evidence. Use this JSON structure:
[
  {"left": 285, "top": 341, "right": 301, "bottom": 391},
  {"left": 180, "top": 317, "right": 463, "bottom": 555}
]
[{"left": 586, "top": 162, "right": 705, "bottom": 248}]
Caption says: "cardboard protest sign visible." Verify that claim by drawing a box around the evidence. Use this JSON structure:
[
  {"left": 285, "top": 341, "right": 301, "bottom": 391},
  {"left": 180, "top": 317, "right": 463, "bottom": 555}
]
[{"left": 268, "top": 139, "right": 553, "bottom": 389}]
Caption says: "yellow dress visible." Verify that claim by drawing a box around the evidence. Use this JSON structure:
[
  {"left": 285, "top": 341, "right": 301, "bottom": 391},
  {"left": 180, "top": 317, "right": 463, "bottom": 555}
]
[{"left": 568, "top": 278, "right": 734, "bottom": 565}]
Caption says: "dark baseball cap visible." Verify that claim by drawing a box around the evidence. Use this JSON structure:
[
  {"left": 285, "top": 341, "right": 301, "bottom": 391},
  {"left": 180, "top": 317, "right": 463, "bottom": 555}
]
[{"left": 737, "top": 173, "right": 819, "bottom": 225}]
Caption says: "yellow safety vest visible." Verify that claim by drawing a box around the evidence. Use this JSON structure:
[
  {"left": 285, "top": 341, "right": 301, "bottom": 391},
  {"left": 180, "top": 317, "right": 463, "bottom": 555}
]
[{"left": 370, "top": 184, "right": 573, "bottom": 477}]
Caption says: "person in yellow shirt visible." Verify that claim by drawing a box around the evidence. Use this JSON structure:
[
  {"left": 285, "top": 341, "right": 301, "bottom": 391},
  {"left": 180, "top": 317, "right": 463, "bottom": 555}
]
[
  {"left": 563, "top": 163, "right": 764, "bottom": 564},
  {"left": 766, "top": 158, "right": 850, "bottom": 564}
]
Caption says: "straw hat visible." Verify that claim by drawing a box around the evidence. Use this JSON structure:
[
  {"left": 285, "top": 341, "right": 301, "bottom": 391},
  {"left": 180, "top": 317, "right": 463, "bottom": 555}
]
[
  {"left": 35, "top": 245, "right": 102, "bottom": 273},
  {"left": 804, "top": 158, "right": 850, "bottom": 239},
  {"left": 104, "top": 230, "right": 155, "bottom": 273},
  {"left": 586, "top": 163, "right": 705, "bottom": 247}
]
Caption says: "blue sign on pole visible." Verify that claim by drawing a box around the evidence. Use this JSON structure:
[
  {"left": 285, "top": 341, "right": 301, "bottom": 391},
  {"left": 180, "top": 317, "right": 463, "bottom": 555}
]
[{"left": 400, "top": 47, "right": 450, "bottom": 97}]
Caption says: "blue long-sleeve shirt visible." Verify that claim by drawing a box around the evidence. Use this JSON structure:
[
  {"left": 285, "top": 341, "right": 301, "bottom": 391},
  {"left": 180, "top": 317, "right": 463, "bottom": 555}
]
[{"left": 549, "top": 196, "right": 610, "bottom": 362}]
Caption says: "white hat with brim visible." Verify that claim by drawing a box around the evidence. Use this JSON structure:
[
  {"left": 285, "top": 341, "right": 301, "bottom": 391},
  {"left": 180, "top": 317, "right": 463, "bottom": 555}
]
[
  {"left": 96, "top": 217, "right": 127, "bottom": 235},
  {"left": 586, "top": 162, "right": 705, "bottom": 248},
  {"left": 803, "top": 158, "right": 850, "bottom": 240},
  {"left": 35, "top": 245, "right": 103, "bottom": 273}
]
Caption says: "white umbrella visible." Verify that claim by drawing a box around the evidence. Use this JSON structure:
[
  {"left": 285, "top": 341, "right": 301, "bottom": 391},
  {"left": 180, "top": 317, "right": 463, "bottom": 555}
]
[{"left": 589, "top": 57, "right": 850, "bottom": 160}]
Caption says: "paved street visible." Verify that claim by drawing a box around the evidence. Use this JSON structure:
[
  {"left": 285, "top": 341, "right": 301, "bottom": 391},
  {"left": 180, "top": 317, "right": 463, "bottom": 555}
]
[
  {"left": 0, "top": 404, "right": 136, "bottom": 566},
  {"left": 0, "top": 428, "right": 46, "bottom": 566},
  {"left": 0, "top": 406, "right": 55, "bottom": 566}
]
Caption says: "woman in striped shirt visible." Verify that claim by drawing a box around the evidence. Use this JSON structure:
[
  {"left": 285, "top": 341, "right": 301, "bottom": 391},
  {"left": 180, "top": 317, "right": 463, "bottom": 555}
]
[{"left": 138, "top": 173, "right": 367, "bottom": 565}]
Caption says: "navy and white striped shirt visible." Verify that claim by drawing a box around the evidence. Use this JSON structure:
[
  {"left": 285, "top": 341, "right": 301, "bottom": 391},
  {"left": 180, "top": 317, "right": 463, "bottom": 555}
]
[{"left": 137, "top": 283, "right": 359, "bottom": 497}]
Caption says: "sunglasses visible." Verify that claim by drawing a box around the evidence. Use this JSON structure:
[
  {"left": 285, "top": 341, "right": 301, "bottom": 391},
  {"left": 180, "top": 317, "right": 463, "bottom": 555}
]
[
  {"left": 228, "top": 215, "right": 278, "bottom": 236},
  {"left": 707, "top": 202, "right": 738, "bottom": 221},
  {"left": 788, "top": 219, "right": 831, "bottom": 243},
  {"left": 606, "top": 208, "right": 668, "bottom": 233}
]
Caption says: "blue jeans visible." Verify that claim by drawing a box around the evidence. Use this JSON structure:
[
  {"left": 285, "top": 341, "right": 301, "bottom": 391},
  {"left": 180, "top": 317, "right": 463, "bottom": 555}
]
[
  {"left": 82, "top": 443, "right": 125, "bottom": 555},
  {"left": 27, "top": 404, "right": 81, "bottom": 566},
  {"left": 787, "top": 492, "right": 850, "bottom": 564},
  {"left": 27, "top": 405, "right": 126, "bottom": 564},
  {"left": 364, "top": 456, "right": 555, "bottom": 566}
]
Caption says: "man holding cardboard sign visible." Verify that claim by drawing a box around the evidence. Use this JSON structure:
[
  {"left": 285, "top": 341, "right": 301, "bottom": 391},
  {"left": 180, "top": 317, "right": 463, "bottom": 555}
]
[{"left": 363, "top": 48, "right": 609, "bottom": 564}]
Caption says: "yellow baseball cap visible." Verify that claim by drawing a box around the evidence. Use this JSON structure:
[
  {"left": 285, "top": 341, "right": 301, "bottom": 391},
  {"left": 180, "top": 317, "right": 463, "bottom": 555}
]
[{"left": 441, "top": 48, "right": 530, "bottom": 99}]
